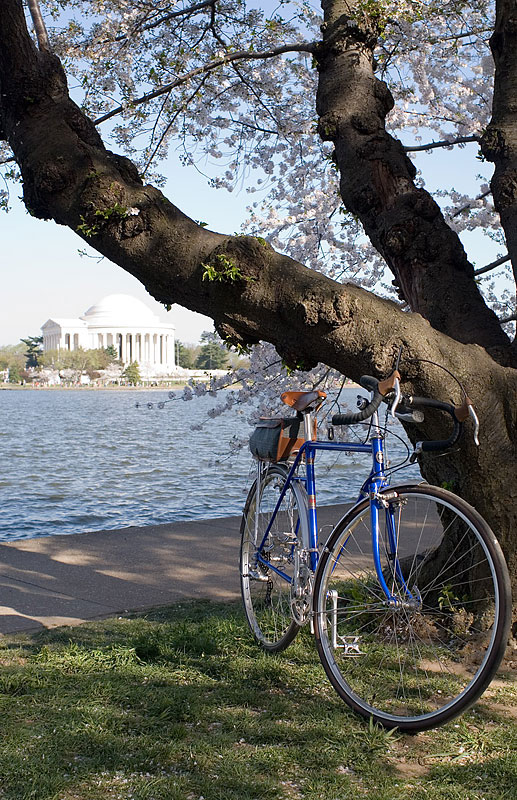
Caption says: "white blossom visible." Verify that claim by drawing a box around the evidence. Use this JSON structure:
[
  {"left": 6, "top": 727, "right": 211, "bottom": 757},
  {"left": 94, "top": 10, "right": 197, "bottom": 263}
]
[{"left": 4, "top": 0, "right": 511, "bottom": 414}]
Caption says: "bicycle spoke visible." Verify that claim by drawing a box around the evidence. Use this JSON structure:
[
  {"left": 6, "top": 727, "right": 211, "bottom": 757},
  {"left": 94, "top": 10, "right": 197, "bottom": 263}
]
[
  {"left": 241, "top": 465, "right": 305, "bottom": 651},
  {"left": 314, "top": 486, "right": 510, "bottom": 731}
]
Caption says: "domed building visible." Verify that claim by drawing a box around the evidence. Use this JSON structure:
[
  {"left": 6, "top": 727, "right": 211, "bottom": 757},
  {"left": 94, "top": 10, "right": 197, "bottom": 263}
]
[{"left": 41, "top": 294, "right": 176, "bottom": 375}]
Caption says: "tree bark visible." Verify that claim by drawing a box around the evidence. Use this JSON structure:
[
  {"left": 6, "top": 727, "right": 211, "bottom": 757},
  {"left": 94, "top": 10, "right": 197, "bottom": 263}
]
[
  {"left": 1, "top": 0, "right": 516, "bottom": 593},
  {"left": 314, "top": 0, "right": 517, "bottom": 585},
  {"left": 316, "top": 0, "right": 513, "bottom": 364},
  {"left": 481, "top": 0, "right": 517, "bottom": 332}
]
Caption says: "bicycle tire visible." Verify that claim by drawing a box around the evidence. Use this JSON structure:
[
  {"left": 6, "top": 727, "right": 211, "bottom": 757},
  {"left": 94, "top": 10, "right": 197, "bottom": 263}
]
[
  {"left": 313, "top": 483, "right": 511, "bottom": 732},
  {"left": 240, "top": 464, "right": 307, "bottom": 652}
]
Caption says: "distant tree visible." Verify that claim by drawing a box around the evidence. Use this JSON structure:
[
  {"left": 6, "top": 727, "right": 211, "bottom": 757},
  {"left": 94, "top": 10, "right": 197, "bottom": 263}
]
[
  {"left": 87, "top": 348, "right": 112, "bottom": 369},
  {"left": 196, "top": 330, "right": 249, "bottom": 368},
  {"left": 195, "top": 342, "right": 229, "bottom": 371},
  {"left": 20, "top": 336, "right": 43, "bottom": 368},
  {"left": 175, "top": 341, "right": 197, "bottom": 369},
  {"left": 8, "top": 363, "right": 22, "bottom": 383},
  {"left": 104, "top": 344, "right": 118, "bottom": 362},
  {"left": 226, "top": 350, "right": 251, "bottom": 370},
  {"left": 0, "top": 343, "right": 26, "bottom": 377},
  {"left": 40, "top": 349, "right": 64, "bottom": 369},
  {"left": 41, "top": 347, "right": 112, "bottom": 372},
  {"left": 40, "top": 347, "right": 98, "bottom": 383},
  {"left": 196, "top": 330, "right": 229, "bottom": 369},
  {"left": 122, "top": 361, "right": 141, "bottom": 385},
  {"left": 199, "top": 331, "right": 220, "bottom": 345}
]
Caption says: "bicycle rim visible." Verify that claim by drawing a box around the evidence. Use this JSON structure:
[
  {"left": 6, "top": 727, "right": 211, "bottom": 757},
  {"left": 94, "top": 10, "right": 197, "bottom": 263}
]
[
  {"left": 313, "top": 484, "right": 511, "bottom": 731},
  {"left": 240, "top": 465, "right": 303, "bottom": 652}
]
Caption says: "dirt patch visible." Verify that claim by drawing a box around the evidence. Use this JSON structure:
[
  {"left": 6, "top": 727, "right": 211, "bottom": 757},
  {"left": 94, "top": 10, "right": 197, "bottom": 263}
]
[
  {"left": 482, "top": 701, "right": 517, "bottom": 719},
  {"left": 391, "top": 757, "right": 431, "bottom": 778},
  {"left": 388, "top": 735, "right": 433, "bottom": 778},
  {"left": 476, "top": 696, "right": 517, "bottom": 720}
]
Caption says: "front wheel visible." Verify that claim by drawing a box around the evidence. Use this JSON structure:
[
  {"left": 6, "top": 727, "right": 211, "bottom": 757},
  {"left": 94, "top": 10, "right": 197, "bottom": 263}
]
[
  {"left": 313, "top": 484, "right": 511, "bottom": 732},
  {"left": 240, "top": 464, "right": 307, "bottom": 652}
]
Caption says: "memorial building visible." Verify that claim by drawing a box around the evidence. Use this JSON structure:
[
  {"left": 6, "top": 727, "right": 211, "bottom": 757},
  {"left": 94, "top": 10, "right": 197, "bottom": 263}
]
[{"left": 41, "top": 294, "right": 176, "bottom": 376}]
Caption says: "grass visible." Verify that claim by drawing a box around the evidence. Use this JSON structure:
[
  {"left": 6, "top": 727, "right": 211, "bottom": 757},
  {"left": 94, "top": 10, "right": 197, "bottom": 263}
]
[{"left": 0, "top": 599, "right": 516, "bottom": 800}]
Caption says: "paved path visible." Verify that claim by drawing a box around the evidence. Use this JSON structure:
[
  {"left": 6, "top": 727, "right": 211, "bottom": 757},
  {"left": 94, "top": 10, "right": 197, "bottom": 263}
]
[{"left": 0, "top": 504, "right": 347, "bottom": 635}]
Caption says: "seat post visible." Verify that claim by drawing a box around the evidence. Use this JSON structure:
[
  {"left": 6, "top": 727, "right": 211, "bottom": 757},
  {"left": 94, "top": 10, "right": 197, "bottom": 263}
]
[{"left": 303, "top": 409, "right": 313, "bottom": 443}]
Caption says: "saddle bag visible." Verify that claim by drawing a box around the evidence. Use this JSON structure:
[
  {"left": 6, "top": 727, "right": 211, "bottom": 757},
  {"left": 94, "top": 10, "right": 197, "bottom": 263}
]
[{"left": 249, "top": 416, "right": 306, "bottom": 462}]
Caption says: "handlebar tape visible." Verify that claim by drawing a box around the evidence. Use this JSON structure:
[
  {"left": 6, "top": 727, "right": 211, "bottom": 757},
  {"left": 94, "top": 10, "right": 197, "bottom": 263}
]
[
  {"left": 331, "top": 383, "right": 463, "bottom": 455},
  {"left": 331, "top": 375, "right": 384, "bottom": 425},
  {"left": 407, "top": 396, "right": 462, "bottom": 452},
  {"left": 359, "top": 375, "right": 378, "bottom": 392}
]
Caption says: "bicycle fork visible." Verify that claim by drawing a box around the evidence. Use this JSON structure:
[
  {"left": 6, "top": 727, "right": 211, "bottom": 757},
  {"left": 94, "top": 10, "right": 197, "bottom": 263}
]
[{"left": 370, "top": 490, "right": 418, "bottom": 607}]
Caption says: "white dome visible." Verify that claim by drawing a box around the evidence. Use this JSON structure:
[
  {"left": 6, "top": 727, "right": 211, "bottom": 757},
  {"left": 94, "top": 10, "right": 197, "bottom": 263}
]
[{"left": 81, "top": 294, "right": 160, "bottom": 326}]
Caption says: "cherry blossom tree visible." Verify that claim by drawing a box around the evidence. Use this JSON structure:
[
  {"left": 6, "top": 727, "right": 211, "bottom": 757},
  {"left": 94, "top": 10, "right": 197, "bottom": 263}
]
[{"left": 0, "top": 0, "right": 516, "bottom": 587}]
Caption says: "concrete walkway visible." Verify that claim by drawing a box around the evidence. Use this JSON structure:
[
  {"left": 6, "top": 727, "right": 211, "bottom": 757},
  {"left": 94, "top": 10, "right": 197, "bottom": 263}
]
[{"left": 0, "top": 504, "right": 347, "bottom": 635}]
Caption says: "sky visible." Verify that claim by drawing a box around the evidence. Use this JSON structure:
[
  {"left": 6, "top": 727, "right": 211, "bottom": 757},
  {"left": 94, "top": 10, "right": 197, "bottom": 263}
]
[
  {"left": 0, "top": 155, "right": 253, "bottom": 346},
  {"left": 1, "top": 0, "right": 511, "bottom": 350},
  {"left": 1, "top": 139, "right": 504, "bottom": 349},
  {"left": 0, "top": 0, "right": 506, "bottom": 351}
]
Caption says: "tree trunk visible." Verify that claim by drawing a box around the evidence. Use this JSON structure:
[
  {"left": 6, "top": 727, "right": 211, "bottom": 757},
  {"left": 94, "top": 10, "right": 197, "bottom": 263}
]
[
  {"left": 314, "top": 0, "right": 517, "bottom": 589},
  {"left": 481, "top": 0, "right": 517, "bottom": 335},
  {"left": 316, "top": 0, "right": 513, "bottom": 363},
  {"left": 0, "top": 0, "right": 516, "bottom": 595}
]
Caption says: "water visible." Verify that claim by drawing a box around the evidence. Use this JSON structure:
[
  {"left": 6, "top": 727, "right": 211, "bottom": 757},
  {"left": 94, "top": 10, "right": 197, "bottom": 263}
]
[{"left": 0, "top": 388, "right": 420, "bottom": 541}]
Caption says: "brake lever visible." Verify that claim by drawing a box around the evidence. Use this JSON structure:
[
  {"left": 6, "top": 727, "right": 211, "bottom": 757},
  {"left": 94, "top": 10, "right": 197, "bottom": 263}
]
[
  {"left": 390, "top": 378, "right": 401, "bottom": 419},
  {"left": 468, "top": 404, "right": 480, "bottom": 446},
  {"left": 396, "top": 409, "right": 424, "bottom": 423}
]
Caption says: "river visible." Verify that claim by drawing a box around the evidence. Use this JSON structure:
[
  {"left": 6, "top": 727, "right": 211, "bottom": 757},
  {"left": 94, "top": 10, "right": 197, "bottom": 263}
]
[{"left": 0, "top": 387, "right": 420, "bottom": 541}]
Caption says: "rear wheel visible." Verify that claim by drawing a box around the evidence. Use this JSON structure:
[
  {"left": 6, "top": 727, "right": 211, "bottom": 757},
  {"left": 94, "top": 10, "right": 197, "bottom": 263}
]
[
  {"left": 240, "top": 464, "right": 307, "bottom": 652},
  {"left": 313, "top": 484, "right": 511, "bottom": 731}
]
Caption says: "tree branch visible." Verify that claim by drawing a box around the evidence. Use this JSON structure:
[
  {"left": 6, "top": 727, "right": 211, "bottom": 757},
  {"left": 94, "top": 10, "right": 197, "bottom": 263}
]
[
  {"left": 474, "top": 254, "right": 511, "bottom": 275},
  {"left": 438, "top": 29, "right": 492, "bottom": 42},
  {"left": 93, "top": 40, "right": 317, "bottom": 125},
  {"left": 500, "top": 312, "right": 517, "bottom": 323},
  {"left": 1, "top": 0, "right": 495, "bottom": 387},
  {"left": 315, "top": 2, "right": 511, "bottom": 360},
  {"left": 451, "top": 189, "right": 491, "bottom": 218},
  {"left": 404, "top": 135, "right": 480, "bottom": 152},
  {"left": 228, "top": 119, "right": 279, "bottom": 136},
  {"left": 111, "top": 0, "right": 215, "bottom": 43},
  {"left": 141, "top": 74, "right": 211, "bottom": 176},
  {"left": 26, "top": 0, "right": 50, "bottom": 52}
]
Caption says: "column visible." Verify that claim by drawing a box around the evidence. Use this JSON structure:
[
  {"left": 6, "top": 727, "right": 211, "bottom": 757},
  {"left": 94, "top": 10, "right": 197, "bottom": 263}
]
[{"left": 169, "top": 335, "right": 173, "bottom": 368}]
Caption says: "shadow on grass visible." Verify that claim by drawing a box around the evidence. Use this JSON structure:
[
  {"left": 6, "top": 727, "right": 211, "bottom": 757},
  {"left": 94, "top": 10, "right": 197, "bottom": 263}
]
[{"left": 0, "top": 600, "right": 515, "bottom": 800}]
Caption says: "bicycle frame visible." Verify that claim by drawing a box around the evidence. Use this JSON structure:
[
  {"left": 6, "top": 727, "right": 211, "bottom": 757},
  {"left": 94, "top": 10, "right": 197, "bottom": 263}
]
[{"left": 254, "top": 408, "right": 409, "bottom": 604}]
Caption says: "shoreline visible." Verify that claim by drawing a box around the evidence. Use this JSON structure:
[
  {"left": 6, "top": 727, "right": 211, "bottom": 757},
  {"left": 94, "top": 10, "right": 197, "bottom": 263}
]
[
  {"left": 1, "top": 379, "right": 361, "bottom": 392},
  {"left": 0, "top": 383, "right": 189, "bottom": 391}
]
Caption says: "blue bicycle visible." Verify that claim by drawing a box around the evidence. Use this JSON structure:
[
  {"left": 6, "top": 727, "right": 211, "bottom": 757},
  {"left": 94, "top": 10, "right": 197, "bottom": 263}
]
[{"left": 240, "top": 368, "right": 511, "bottom": 731}]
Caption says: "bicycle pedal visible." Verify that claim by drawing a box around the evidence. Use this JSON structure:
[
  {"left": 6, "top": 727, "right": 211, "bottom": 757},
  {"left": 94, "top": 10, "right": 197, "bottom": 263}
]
[
  {"left": 246, "top": 569, "right": 269, "bottom": 582},
  {"left": 335, "top": 636, "right": 365, "bottom": 656}
]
